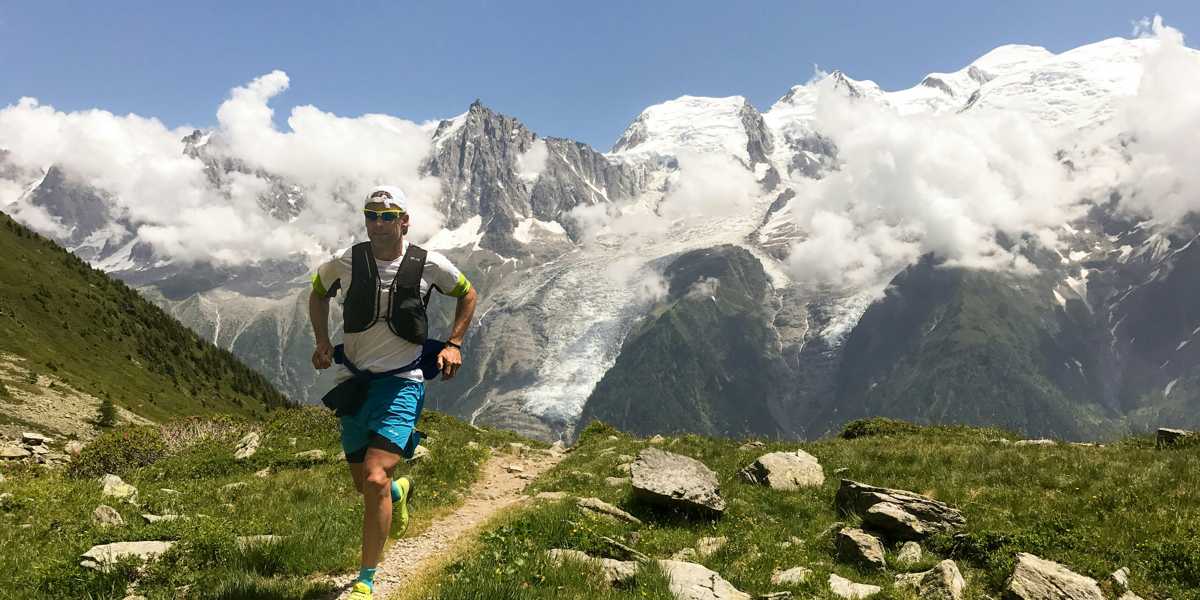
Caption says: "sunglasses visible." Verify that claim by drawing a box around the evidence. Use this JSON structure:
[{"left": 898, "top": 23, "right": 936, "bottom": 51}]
[{"left": 363, "top": 209, "right": 405, "bottom": 222}]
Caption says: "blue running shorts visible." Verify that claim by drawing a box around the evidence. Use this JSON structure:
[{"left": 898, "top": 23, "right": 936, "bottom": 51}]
[{"left": 340, "top": 376, "right": 425, "bottom": 462}]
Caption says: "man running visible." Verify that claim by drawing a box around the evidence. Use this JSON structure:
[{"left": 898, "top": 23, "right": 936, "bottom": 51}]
[{"left": 309, "top": 185, "right": 477, "bottom": 600}]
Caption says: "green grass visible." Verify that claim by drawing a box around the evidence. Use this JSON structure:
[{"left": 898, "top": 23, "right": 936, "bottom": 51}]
[
  {"left": 0, "top": 209, "right": 287, "bottom": 421},
  {"left": 411, "top": 420, "right": 1200, "bottom": 600},
  {"left": 0, "top": 407, "right": 529, "bottom": 599}
]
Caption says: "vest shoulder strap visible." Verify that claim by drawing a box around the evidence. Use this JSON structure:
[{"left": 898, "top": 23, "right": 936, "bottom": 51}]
[{"left": 395, "top": 244, "right": 427, "bottom": 288}]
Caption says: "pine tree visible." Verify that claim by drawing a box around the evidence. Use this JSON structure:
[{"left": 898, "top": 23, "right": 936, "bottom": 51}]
[{"left": 97, "top": 398, "right": 117, "bottom": 428}]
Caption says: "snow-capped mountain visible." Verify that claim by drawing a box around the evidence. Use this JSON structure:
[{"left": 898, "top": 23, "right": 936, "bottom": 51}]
[{"left": 4, "top": 33, "right": 1199, "bottom": 441}]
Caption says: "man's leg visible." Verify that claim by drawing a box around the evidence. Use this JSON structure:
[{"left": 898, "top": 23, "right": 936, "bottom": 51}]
[
  {"left": 361, "top": 446, "right": 402, "bottom": 570},
  {"left": 349, "top": 462, "right": 365, "bottom": 493}
]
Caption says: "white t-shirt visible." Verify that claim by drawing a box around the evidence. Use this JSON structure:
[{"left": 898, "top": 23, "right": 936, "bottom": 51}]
[{"left": 313, "top": 241, "right": 471, "bottom": 382}]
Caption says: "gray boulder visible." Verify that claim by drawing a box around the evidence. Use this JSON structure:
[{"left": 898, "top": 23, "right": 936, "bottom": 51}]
[
  {"left": 1, "top": 445, "right": 30, "bottom": 459},
  {"left": 739, "top": 450, "right": 825, "bottom": 490},
  {"left": 863, "top": 501, "right": 929, "bottom": 541},
  {"left": 80, "top": 541, "right": 174, "bottom": 572},
  {"left": 828, "top": 574, "right": 882, "bottom": 599},
  {"left": 900, "top": 560, "right": 965, "bottom": 600},
  {"left": 1004, "top": 553, "right": 1102, "bottom": 600},
  {"left": 546, "top": 549, "right": 638, "bottom": 585},
  {"left": 631, "top": 448, "right": 725, "bottom": 515},
  {"left": 91, "top": 505, "right": 124, "bottom": 527},
  {"left": 1157, "top": 428, "right": 1194, "bottom": 448},
  {"left": 100, "top": 474, "right": 138, "bottom": 504},
  {"left": 836, "top": 528, "right": 886, "bottom": 569},
  {"left": 233, "top": 432, "right": 260, "bottom": 460},
  {"left": 21, "top": 432, "right": 50, "bottom": 445},
  {"left": 896, "top": 541, "right": 923, "bottom": 564},
  {"left": 577, "top": 496, "right": 643, "bottom": 525},
  {"left": 835, "top": 480, "right": 965, "bottom": 537},
  {"left": 656, "top": 560, "right": 751, "bottom": 600},
  {"left": 771, "top": 566, "right": 812, "bottom": 585}
]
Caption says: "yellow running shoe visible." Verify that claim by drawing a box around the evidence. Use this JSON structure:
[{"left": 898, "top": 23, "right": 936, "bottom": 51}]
[
  {"left": 396, "top": 476, "right": 414, "bottom": 535},
  {"left": 347, "top": 582, "right": 372, "bottom": 600}
]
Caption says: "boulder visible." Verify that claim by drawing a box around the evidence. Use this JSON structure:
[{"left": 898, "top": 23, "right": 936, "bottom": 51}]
[
  {"left": 80, "top": 541, "right": 174, "bottom": 572},
  {"left": 1014, "top": 439, "right": 1057, "bottom": 447},
  {"left": 648, "top": 435, "right": 666, "bottom": 444},
  {"left": 293, "top": 449, "right": 325, "bottom": 461},
  {"left": 863, "top": 501, "right": 929, "bottom": 541},
  {"left": 21, "top": 432, "right": 50, "bottom": 445},
  {"left": 100, "top": 474, "right": 138, "bottom": 504},
  {"left": 605, "top": 477, "right": 630, "bottom": 487},
  {"left": 577, "top": 497, "right": 643, "bottom": 525},
  {"left": 1, "top": 445, "right": 30, "bottom": 459},
  {"left": 771, "top": 567, "right": 812, "bottom": 585},
  {"left": 656, "top": 560, "right": 751, "bottom": 600},
  {"left": 913, "top": 560, "right": 966, "bottom": 600},
  {"left": 631, "top": 448, "right": 725, "bottom": 516},
  {"left": 836, "top": 528, "right": 886, "bottom": 569},
  {"left": 739, "top": 450, "right": 825, "bottom": 490},
  {"left": 407, "top": 445, "right": 430, "bottom": 462},
  {"left": 142, "top": 513, "right": 183, "bottom": 524},
  {"left": 546, "top": 549, "right": 638, "bottom": 585},
  {"left": 91, "top": 505, "right": 125, "bottom": 527},
  {"left": 233, "top": 432, "right": 260, "bottom": 460},
  {"left": 897, "top": 541, "right": 923, "bottom": 564},
  {"left": 696, "top": 536, "right": 727, "bottom": 558},
  {"left": 828, "top": 574, "right": 881, "bottom": 599},
  {"left": 1156, "top": 428, "right": 1194, "bottom": 448},
  {"left": 28, "top": 444, "right": 49, "bottom": 455},
  {"left": 1004, "top": 553, "right": 1102, "bottom": 600},
  {"left": 835, "top": 480, "right": 964, "bottom": 537},
  {"left": 64, "top": 441, "right": 85, "bottom": 456}
]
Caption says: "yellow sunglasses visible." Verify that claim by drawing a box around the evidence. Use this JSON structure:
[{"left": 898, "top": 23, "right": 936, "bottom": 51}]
[{"left": 363, "top": 209, "right": 405, "bottom": 222}]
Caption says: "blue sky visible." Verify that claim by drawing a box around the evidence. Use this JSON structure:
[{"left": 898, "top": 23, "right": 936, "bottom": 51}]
[{"left": 1, "top": 1, "right": 1197, "bottom": 150}]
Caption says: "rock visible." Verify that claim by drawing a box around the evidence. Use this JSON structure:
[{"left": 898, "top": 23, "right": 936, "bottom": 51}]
[
  {"left": 896, "top": 541, "right": 923, "bottom": 564},
  {"left": 407, "top": 445, "right": 430, "bottom": 462},
  {"left": 1110, "top": 567, "right": 1130, "bottom": 592},
  {"left": 896, "top": 572, "right": 925, "bottom": 589},
  {"left": 92, "top": 505, "right": 125, "bottom": 527},
  {"left": 79, "top": 541, "right": 174, "bottom": 572},
  {"left": 671, "top": 547, "right": 699, "bottom": 561},
  {"left": 916, "top": 560, "right": 966, "bottom": 600},
  {"left": 549, "top": 440, "right": 567, "bottom": 454},
  {"left": 836, "top": 528, "right": 886, "bottom": 569},
  {"left": 293, "top": 449, "right": 325, "bottom": 461},
  {"left": 1157, "top": 428, "right": 1194, "bottom": 449},
  {"left": 21, "top": 432, "right": 50, "bottom": 445},
  {"left": 771, "top": 567, "right": 812, "bottom": 585},
  {"left": 605, "top": 476, "right": 629, "bottom": 487},
  {"left": 546, "top": 549, "right": 638, "bottom": 585},
  {"left": 607, "top": 435, "right": 619, "bottom": 441},
  {"left": 648, "top": 435, "right": 666, "bottom": 444},
  {"left": 696, "top": 536, "right": 727, "bottom": 557},
  {"left": 657, "top": 559, "right": 752, "bottom": 600},
  {"left": 100, "top": 474, "right": 138, "bottom": 503},
  {"left": 617, "top": 454, "right": 634, "bottom": 462},
  {"left": 233, "top": 432, "right": 260, "bottom": 460},
  {"left": 577, "top": 496, "right": 643, "bottom": 525},
  {"left": 142, "top": 513, "right": 183, "bottom": 523},
  {"left": 739, "top": 450, "right": 825, "bottom": 490},
  {"left": 758, "top": 593, "right": 792, "bottom": 600},
  {"left": 863, "top": 501, "right": 929, "bottom": 541},
  {"left": 833, "top": 467, "right": 849, "bottom": 476},
  {"left": 507, "top": 442, "right": 529, "bottom": 455},
  {"left": 631, "top": 448, "right": 725, "bottom": 516},
  {"left": 616, "top": 462, "right": 633, "bottom": 475},
  {"left": 158, "top": 488, "right": 180, "bottom": 495},
  {"left": 828, "top": 573, "right": 882, "bottom": 599},
  {"left": 236, "top": 535, "right": 285, "bottom": 549},
  {"left": 600, "top": 535, "right": 650, "bottom": 561},
  {"left": 254, "top": 468, "right": 271, "bottom": 478},
  {"left": 288, "top": 437, "right": 297, "bottom": 446},
  {"left": 534, "top": 491, "right": 569, "bottom": 501},
  {"left": 1, "top": 445, "right": 31, "bottom": 459},
  {"left": 1004, "top": 553, "right": 1103, "bottom": 600},
  {"left": 1014, "top": 439, "right": 1057, "bottom": 447},
  {"left": 739, "top": 440, "right": 766, "bottom": 451},
  {"left": 504, "top": 464, "right": 524, "bottom": 473},
  {"left": 835, "top": 480, "right": 965, "bottom": 537},
  {"left": 28, "top": 444, "right": 49, "bottom": 455}
]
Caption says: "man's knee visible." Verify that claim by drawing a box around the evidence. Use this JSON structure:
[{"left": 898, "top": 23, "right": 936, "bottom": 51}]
[{"left": 364, "top": 467, "right": 391, "bottom": 494}]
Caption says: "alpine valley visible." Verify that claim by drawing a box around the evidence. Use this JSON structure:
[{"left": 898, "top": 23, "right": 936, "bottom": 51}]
[{"left": 4, "top": 33, "right": 1200, "bottom": 443}]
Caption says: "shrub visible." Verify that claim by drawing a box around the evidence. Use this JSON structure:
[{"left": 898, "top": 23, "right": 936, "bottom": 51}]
[
  {"left": 96, "top": 398, "right": 118, "bottom": 428},
  {"left": 67, "top": 425, "right": 167, "bottom": 479},
  {"left": 839, "top": 417, "right": 921, "bottom": 439},
  {"left": 575, "top": 420, "right": 619, "bottom": 444},
  {"left": 160, "top": 414, "right": 246, "bottom": 453}
]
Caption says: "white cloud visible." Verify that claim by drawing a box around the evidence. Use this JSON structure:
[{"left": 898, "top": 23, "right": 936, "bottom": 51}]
[
  {"left": 515, "top": 139, "right": 549, "bottom": 182},
  {"left": 684, "top": 276, "right": 719, "bottom": 301},
  {"left": 0, "top": 71, "right": 442, "bottom": 266}
]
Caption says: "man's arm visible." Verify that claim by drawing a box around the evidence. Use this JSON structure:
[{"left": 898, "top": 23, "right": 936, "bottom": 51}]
[
  {"left": 437, "top": 286, "right": 477, "bottom": 379},
  {"left": 309, "top": 289, "right": 334, "bottom": 369}
]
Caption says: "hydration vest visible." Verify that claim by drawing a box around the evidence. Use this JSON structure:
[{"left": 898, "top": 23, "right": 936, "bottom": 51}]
[{"left": 342, "top": 241, "right": 429, "bottom": 344}]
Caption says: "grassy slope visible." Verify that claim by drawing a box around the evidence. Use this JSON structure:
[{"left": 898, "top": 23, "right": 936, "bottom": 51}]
[
  {"left": 0, "top": 408, "right": 530, "bottom": 599},
  {"left": 0, "top": 209, "right": 287, "bottom": 422},
  {"left": 410, "top": 420, "right": 1199, "bottom": 600}
]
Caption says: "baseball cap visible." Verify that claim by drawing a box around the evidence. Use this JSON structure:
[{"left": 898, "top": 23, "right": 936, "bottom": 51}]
[{"left": 364, "top": 185, "right": 409, "bottom": 211}]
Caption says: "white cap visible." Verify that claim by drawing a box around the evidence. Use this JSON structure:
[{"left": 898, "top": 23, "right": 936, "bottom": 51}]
[{"left": 364, "top": 185, "right": 408, "bottom": 211}]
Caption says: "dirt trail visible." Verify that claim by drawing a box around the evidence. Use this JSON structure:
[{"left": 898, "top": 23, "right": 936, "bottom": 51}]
[{"left": 324, "top": 446, "right": 565, "bottom": 599}]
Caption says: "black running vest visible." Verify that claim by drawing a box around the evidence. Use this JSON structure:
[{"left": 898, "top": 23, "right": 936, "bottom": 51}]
[{"left": 342, "top": 242, "right": 428, "bottom": 344}]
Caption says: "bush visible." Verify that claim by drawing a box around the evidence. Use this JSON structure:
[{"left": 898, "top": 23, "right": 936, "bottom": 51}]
[
  {"left": 575, "top": 420, "right": 619, "bottom": 444},
  {"left": 839, "top": 417, "right": 921, "bottom": 439},
  {"left": 67, "top": 425, "right": 167, "bottom": 479},
  {"left": 96, "top": 398, "right": 118, "bottom": 428},
  {"left": 160, "top": 415, "right": 246, "bottom": 453}
]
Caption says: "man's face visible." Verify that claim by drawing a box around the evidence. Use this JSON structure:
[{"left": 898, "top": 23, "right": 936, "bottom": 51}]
[{"left": 364, "top": 200, "right": 409, "bottom": 243}]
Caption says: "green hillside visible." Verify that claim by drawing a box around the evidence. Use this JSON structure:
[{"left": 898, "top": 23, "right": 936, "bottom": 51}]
[{"left": 0, "top": 209, "right": 288, "bottom": 423}]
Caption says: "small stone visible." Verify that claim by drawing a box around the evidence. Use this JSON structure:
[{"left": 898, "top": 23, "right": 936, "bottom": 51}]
[
  {"left": 407, "top": 445, "right": 430, "bottom": 462},
  {"left": 287, "top": 437, "right": 297, "bottom": 446},
  {"left": 696, "top": 536, "right": 728, "bottom": 557},
  {"left": 504, "top": 464, "right": 524, "bottom": 473},
  {"left": 158, "top": 488, "right": 180, "bottom": 495},
  {"left": 1110, "top": 567, "right": 1131, "bottom": 592},
  {"left": 293, "top": 449, "right": 325, "bottom": 461},
  {"left": 79, "top": 541, "right": 174, "bottom": 572},
  {"left": 254, "top": 468, "right": 271, "bottom": 478},
  {"left": 605, "top": 476, "right": 629, "bottom": 487},
  {"left": 100, "top": 474, "right": 138, "bottom": 504},
  {"left": 233, "top": 432, "right": 260, "bottom": 460},
  {"left": 577, "top": 496, "right": 643, "bottom": 525},
  {"left": 534, "top": 491, "right": 568, "bottom": 501},
  {"left": 771, "top": 566, "right": 812, "bottom": 585},
  {"left": 615, "top": 462, "right": 632, "bottom": 475},
  {"left": 828, "top": 573, "right": 882, "bottom": 599},
  {"left": 142, "top": 514, "right": 182, "bottom": 524},
  {"left": 836, "top": 528, "right": 886, "bottom": 569},
  {"left": 1, "top": 446, "right": 31, "bottom": 459},
  {"left": 896, "top": 541, "right": 923, "bottom": 564},
  {"left": 546, "top": 549, "right": 638, "bottom": 585},
  {"left": 648, "top": 435, "right": 666, "bottom": 444},
  {"left": 739, "top": 440, "right": 766, "bottom": 451},
  {"left": 21, "top": 432, "right": 50, "bottom": 445},
  {"left": 92, "top": 505, "right": 125, "bottom": 527},
  {"left": 1014, "top": 439, "right": 1057, "bottom": 447}
]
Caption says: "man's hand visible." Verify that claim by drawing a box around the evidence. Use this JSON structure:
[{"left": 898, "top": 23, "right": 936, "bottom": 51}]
[
  {"left": 312, "top": 339, "right": 334, "bottom": 370},
  {"left": 436, "top": 345, "right": 462, "bottom": 380}
]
